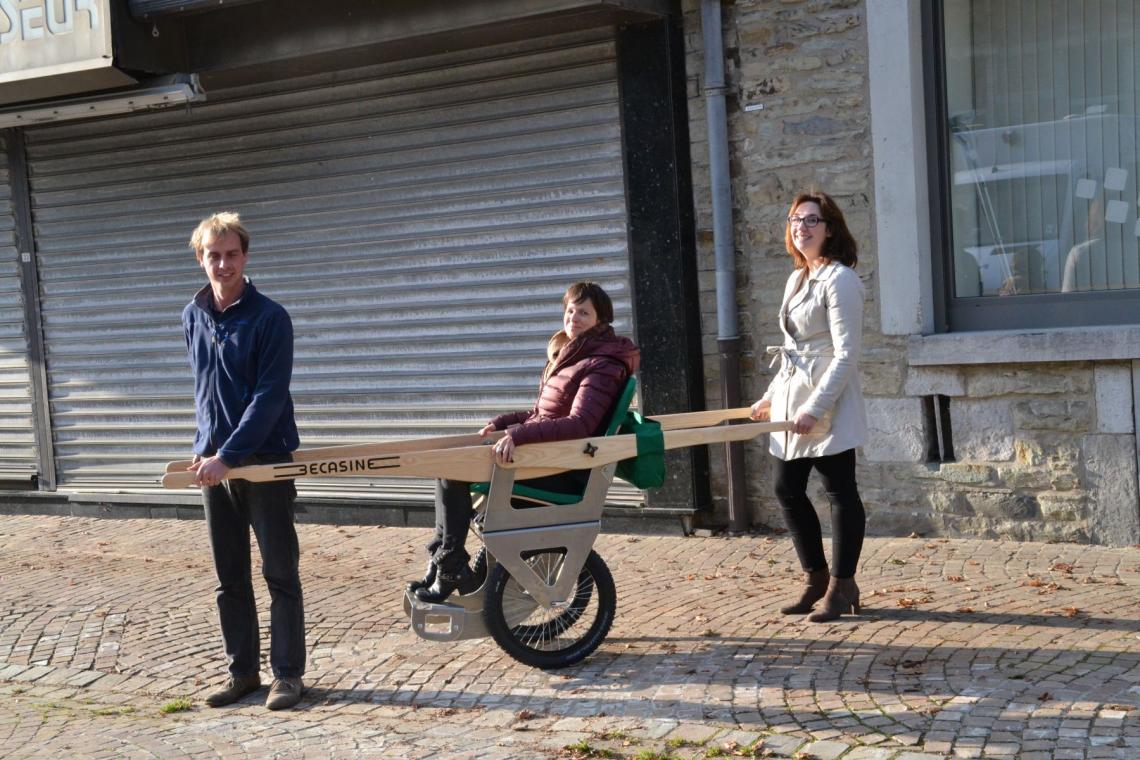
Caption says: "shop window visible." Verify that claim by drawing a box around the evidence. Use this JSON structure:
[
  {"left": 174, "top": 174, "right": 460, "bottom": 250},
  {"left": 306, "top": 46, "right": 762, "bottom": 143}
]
[{"left": 929, "top": 0, "right": 1140, "bottom": 330}]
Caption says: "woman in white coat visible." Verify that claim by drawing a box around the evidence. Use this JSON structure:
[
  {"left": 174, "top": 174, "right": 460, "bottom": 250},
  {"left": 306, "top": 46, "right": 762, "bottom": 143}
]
[{"left": 751, "top": 190, "right": 868, "bottom": 623}]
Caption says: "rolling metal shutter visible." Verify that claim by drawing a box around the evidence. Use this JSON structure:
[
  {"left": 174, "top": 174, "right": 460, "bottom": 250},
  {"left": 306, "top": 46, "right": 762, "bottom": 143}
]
[
  {"left": 0, "top": 136, "right": 39, "bottom": 480},
  {"left": 22, "top": 28, "right": 636, "bottom": 501}
]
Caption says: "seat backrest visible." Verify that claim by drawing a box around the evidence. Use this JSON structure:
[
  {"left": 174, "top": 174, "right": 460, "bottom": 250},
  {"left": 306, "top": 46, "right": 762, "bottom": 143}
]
[{"left": 603, "top": 376, "right": 638, "bottom": 437}]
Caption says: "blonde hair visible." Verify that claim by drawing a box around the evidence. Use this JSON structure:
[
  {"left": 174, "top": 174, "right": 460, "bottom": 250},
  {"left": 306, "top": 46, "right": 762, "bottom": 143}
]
[{"left": 190, "top": 212, "right": 250, "bottom": 259}]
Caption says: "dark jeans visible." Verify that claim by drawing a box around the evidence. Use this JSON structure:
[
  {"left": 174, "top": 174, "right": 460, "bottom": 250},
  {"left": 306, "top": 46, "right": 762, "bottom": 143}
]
[
  {"left": 773, "top": 448, "right": 865, "bottom": 579},
  {"left": 202, "top": 453, "right": 305, "bottom": 679},
  {"left": 428, "top": 471, "right": 590, "bottom": 576}
]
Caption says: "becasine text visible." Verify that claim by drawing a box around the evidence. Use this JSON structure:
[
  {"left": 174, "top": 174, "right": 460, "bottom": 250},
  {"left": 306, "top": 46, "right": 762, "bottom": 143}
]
[
  {"left": 274, "top": 457, "right": 400, "bottom": 479},
  {"left": 0, "top": 1, "right": 100, "bottom": 44}
]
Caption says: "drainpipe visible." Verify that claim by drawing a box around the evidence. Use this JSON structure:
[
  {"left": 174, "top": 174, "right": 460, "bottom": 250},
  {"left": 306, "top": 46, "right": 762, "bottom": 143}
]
[{"left": 701, "top": 0, "right": 748, "bottom": 534}]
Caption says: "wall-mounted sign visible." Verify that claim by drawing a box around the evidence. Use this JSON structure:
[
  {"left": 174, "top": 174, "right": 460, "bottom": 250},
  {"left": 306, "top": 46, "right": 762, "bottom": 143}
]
[{"left": 0, "top": 1, "right": 135, "bottom": 106}]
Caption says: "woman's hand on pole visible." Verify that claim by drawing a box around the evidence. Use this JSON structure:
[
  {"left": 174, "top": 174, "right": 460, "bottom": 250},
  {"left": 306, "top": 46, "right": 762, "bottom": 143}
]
[
  {"left": 750, "top": 399, "right": 771, "bottom": 421},
  {"left": 478, "top": 422, "right": 497, "bottom": 438},
  {"left": 792, "top": 411, "right": 818, "bottom": 435},
  {"left": 491, "top": 435, "right": 516, "bottom": 464}
]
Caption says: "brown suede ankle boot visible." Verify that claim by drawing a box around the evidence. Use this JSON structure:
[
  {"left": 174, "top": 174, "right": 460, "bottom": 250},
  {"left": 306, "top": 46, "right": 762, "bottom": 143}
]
[
  {"left": 779, "top": 568, "right": 831, "bottom": 615},
  {"left": 807, "top": 577, "right": 861, "bottom": 623}
]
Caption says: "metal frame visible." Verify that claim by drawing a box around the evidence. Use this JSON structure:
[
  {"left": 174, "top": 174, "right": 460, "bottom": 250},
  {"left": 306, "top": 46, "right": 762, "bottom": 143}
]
[
  {"left": 404, "top": 458, "right": 617, "bottom": 642},
  {"left": 4, "top": 129, "right": 56, "bottom": 489}
]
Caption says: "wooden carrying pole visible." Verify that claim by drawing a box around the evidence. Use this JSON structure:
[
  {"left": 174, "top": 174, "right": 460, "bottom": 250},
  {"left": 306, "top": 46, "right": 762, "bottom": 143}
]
[
  {"left": 163, "top": 407, "right": 757, "bottom": 474},
  {"left": 161, "top": 419, "right": 792, "bottom": 490}
]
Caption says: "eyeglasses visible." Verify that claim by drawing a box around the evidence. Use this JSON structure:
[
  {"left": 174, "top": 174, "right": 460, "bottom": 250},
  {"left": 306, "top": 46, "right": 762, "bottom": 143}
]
[{"left": 788, "top": 215, "right": 826, "bottom": 228}]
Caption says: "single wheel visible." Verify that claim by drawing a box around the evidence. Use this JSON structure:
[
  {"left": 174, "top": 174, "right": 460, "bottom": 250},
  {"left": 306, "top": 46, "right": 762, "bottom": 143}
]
[{"left": 483, "top": 549, "right": 616, "bottom": 669}]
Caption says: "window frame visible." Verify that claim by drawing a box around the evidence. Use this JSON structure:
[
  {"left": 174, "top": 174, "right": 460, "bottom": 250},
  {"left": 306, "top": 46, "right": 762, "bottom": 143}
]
[{"left": 923, "top": 0, "right": 1140, "bottom": 332}]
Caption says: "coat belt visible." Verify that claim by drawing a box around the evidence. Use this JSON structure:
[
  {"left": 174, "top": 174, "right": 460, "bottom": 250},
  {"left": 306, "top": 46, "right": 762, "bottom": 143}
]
[{"left": 765, "top": 345, "right": 833, "bottom": 375}]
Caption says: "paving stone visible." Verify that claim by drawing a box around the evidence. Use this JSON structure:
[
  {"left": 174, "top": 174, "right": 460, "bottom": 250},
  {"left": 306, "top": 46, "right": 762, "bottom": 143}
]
[
  {"left": 799, "top": 739, "right": 851, "bottom": 759},
  {"left": 842, "top": 749, "right": 896, "bottom": 760},
  {"left": 756, "top": 733, "right": 808, "bottom": 756}
]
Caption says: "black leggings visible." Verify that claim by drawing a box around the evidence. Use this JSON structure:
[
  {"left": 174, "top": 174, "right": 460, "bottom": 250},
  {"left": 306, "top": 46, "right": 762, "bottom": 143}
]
[
  {"left": 773, "top": 448, "right": 865, "bottom": 578},
  {"left": 429, "top": 470, "right": 590, "bottom": 576}
]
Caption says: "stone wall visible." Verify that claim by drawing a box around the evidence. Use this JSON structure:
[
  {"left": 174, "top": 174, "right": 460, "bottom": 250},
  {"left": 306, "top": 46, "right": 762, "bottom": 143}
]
[
  {"left": 680, "top": 0, "right": 879, "bottom": 525},
  {"left": 679, "top": 0, "right": 1140, "bottom": 545},
  {"left": 862, "top": 361, "right": 1139, "bottom": 546}
]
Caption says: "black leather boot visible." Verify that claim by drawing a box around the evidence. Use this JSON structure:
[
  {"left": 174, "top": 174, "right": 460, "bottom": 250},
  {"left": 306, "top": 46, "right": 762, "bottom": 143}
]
[
  {"left": 779, "top": 568, "right": 830, "bottom": 615},
  {"left": 405, "top": 560, "right": 436, "bottom": 594},
  {"left": 808, "top": 577, "right": 861, "bottom": 623},
  {"left": 414, "top": 564, "right": 478, "bottom": 604}
]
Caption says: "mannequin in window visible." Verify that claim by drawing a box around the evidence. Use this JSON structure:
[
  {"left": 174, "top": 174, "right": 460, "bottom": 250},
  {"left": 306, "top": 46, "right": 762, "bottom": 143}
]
[{"left": 1061, "top": 194, "right": 1106, "bottom": 293}]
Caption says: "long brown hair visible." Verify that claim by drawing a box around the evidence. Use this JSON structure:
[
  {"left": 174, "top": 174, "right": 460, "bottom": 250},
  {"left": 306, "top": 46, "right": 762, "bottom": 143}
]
[{"left": 784, "top": 190, "right": 858, "bottom": 270}]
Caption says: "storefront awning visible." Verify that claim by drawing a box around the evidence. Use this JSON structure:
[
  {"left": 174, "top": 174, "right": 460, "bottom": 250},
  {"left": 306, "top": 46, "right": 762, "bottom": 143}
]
[{"left": 127, "top": 0, "right": 267, "bottom": 21}]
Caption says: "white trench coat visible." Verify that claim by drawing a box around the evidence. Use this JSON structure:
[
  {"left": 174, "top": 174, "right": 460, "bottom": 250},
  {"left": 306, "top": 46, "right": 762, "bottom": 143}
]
[{"left": 761, "top": 261, "right": 868, "bottom": 460}]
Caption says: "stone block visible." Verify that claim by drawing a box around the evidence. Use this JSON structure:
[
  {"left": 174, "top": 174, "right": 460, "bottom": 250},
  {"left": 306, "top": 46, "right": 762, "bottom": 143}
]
[
  {"left": 904, "top": 366, "right": 966, "bottom": 397},
  {"left": 1094, "top": 363, "right": 1134, "bottom": 434},
  {"left": 1082, "top": 434, "right": 1140, "bottom": 546},
  {"left": 1012, "top": 399, "right": 1092, "bottom": 432},
  {"left": 966, "top": 365, "right": 1092, "bottom": 397},
  {"left": 952, "top": 399, "right": 1014, "bottom": 461},
  {"left": 1037, "top": 493, "right": 1086, "bottom": 523},
  {"left": 924, "top": 490, "right": 974, "bottom": 516},
  {"left": 857, "top": 357, "right": 902, "bottom": 396},
  {"left": 865, "top": 506, "right": 939, "bottom": 537},
  {"left": 782, "top": 115, "right": 851, "bottom": 135},
  {"left": 1050, "top": 468, "right": 1080, "bottom": 491},
  {"left": 992, "top": 464, "right": 1051, "bottom": 491},
  {"left": 863, "top": 397, "right": 927, "bottom": 462},
  {"left": 1014, "top": 437, "right": 1080, "bottom": 468},
  {"left": 936, "top": 463, "right": 997, "bottom": 485},
  {"left": 962, "top": 490, "right": 1038, "bottom": 521}
]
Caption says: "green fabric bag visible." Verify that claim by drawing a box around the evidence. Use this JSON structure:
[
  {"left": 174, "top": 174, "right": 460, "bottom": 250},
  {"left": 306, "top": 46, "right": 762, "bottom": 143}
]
[{"left": 614, "top": 411, "right": 665, "bottom": 489}]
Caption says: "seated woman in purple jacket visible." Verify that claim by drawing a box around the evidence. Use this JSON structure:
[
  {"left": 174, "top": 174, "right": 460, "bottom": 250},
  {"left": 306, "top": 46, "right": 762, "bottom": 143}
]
[{"left": 410, "top": 281, "right": 640, "bottom": 603}]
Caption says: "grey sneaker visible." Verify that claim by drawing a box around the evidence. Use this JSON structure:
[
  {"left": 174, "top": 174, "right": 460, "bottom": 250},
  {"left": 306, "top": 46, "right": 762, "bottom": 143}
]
[
  {"left": 265, "top": 676, "right": 304, "bottom": 710},
  {"left": 204, "top": 673, "right": 261, "bottom": 707}
]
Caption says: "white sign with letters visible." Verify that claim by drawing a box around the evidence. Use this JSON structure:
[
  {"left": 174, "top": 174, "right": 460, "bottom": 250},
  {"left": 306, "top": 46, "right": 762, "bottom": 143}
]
[{"left": 0, "top": 1, "right": 115, "bottom": 86}]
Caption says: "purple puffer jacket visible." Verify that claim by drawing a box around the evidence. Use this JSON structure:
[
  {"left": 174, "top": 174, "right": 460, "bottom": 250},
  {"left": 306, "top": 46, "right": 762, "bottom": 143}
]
[{"left": 490, "top": 324, "right": 640, "bottom": 446}]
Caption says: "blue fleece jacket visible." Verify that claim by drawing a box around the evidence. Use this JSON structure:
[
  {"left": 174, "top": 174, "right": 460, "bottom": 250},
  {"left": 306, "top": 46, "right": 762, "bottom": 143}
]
[{"left": 183, "top": 279, "right": 299, "bottom": 466}]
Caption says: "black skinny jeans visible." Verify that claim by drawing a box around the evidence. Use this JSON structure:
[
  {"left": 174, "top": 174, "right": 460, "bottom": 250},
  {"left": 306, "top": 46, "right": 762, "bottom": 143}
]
[
  {"left": 773, "top": 448, "right": 865, "bottom": 579},
  {"left": 429, "top": 470, "right": 590, "bottom": 576},
  {"left": 202, "top": 454, "right": 305, "bottom": 679}
]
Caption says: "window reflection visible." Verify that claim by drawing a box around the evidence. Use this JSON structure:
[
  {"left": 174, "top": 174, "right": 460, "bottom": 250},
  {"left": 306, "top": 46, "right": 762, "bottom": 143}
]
[{"left": 944, "top": 0, "right": 1139, "bottom": 299}]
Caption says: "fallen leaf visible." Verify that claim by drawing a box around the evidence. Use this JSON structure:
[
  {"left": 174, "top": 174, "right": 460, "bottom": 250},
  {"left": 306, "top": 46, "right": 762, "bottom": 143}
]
[{"left": 897, "top": 597, "right": 932, "bottom": 608}]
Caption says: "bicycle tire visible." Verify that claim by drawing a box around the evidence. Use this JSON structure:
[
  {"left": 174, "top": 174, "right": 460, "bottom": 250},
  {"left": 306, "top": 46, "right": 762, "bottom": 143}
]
[{"left": 483, "top": 549, "right": 615, "bottom": 669}]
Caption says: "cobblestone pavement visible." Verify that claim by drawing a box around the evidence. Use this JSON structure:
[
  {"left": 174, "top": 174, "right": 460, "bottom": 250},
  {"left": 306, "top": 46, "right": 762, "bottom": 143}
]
[{"left": 1, "top": 514, "right": 1138, "bottom": 759}]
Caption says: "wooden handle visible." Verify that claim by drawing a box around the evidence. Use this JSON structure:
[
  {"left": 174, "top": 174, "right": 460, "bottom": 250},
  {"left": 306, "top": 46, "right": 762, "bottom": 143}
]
[
  {"left": 163, "top": 430, "right": 506, "bottom": 473},
  {"left": 507, "top": 421, "right": 793, "bottom": 472},
  {"left": 655, "top": 407, "right": 754, "bottom": 430},
  {"left": 161, "top": 442, "right": 564, "bottom": 490},
  {"left": 162, "top": 420, "right": 794, "bottom": 489}
]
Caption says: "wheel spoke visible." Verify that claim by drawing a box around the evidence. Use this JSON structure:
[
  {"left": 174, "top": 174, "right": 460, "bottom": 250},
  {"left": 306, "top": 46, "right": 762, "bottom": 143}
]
[{"left": 486, "top": 549, "right": 615, "bottom": 668}]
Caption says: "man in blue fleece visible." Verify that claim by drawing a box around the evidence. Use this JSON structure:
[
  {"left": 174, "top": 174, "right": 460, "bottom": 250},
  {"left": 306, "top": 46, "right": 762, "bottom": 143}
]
[{"left": 182, "top": 212, "right": 305, "bottom": 711}]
